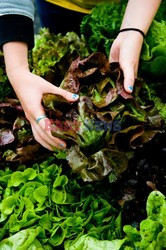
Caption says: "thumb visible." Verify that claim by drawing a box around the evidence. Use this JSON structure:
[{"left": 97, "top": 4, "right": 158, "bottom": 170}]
[
  {"left": 50, "top": 86, "right": 79, "bottom": 102},
  {"left": 122, "top": 64, "right": 135, "bottom": 93}
]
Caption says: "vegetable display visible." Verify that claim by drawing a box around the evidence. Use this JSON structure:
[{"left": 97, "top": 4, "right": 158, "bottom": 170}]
[
  {"left": 0, "top": 1, "right": 165, "bottom": 249},
  {"left": 65, "top": 191, "right": 166, "bottom": 249},
  {"left": 0, "top": 157, "right": 122, "bottom": 249}
]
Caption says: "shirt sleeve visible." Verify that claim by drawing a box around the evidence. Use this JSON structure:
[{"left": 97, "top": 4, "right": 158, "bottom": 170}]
[{"left": 0, "top": 0, "right": 35, "bottom": 50}]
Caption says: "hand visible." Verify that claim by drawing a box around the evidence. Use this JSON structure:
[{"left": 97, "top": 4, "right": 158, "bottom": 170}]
[
  {"left": 109, "top": 31, "right": 144, "bottom": 93},
  {"left": 8, "top": 69, "right": 79, "bottom": 151}
]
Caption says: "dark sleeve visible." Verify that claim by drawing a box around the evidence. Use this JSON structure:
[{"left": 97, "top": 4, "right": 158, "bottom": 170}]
[{"left": 0, "top": 14, "right": 34, "bottom": 50}]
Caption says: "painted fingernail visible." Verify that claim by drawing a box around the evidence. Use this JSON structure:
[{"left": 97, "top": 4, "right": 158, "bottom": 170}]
[
  {"left": 72, "top": 93, "right": 79, "bottom": 99},
  {"left": 128, "top": 85, "right": 133, "bottom": 92},
  {"left": 59, "top": 143, "right": 65, "bottom": 148}
]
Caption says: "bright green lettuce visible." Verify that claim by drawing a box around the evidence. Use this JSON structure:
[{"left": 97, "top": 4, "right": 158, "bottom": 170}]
[
  {"left": 65, "top": 234, "right": 125, "bottom": 250},
  {"left": 0, "top": 227, "right": 44, "bottom": 250},
  {"left": 123, "top": 191, "right": 166, "bottom": 249},
  {"left": 65, "top": 191, "right": 166, "bottom": 250},
  {"left": 0, "top": 157, "right": 122, "bottom": 248},
  {"left": 140, "top": 20, "right": 166, "bottom": 78},
  {"left": 80, "top": 1, "right": 127, "bottom": 55}
]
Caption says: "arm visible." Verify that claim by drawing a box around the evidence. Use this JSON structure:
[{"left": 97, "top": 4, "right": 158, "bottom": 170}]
[
  {"left": 3, "top": 42, "right": 79, "bottom": 151},
  {"left": 120, "top": 0, "right": 162, "bottom": 34},
  {"left": 109, "top": 0, "right": 162, "bottom": 93},
  {"left": 0, "top": 2, "right": 79, "bottom": 151}
]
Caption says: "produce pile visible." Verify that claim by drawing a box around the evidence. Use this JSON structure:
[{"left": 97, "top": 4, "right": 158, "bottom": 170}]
[{"left": 0, "top": 1, "right": 166, "bottom": 249}]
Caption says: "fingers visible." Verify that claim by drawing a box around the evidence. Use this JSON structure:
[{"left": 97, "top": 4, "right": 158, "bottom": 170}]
[
  {"left": 49, "top": 85, "right": 79, "bottom": 102},
  {"left": 31, "top": 125, "right": 54, "bottom": 151},
  {"left": 108, "top": 36, "right": 140, "bottom": 93},
  {"left": 109, "top": 46, "right": 137, "bottom": 93},
  {"left": 121, "top": 60, "right": 138, "bottom": 93},
  {"left": 27, "top": 105, "right": 66, "bottom": 151},
  {"left": 121, "top": 64, "right": 135, "bottom": 93},
  {"left": 35, "top": 116, "right": 66, "bottom": 149}
]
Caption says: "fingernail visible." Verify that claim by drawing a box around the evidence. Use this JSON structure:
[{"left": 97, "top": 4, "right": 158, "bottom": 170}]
[
  {"left": 128, "top": 85, "right": 133, "bottom": 92},
  {"left": 59, "top": 143, "right": 65, "bottom": 148},
  {"left": 72, "top": 93, "right": 79, "bottom": 99}
]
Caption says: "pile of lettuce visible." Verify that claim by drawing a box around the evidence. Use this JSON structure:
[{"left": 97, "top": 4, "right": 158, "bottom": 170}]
[
  {"left": 65, "top": 190, "right": 166, "bottom": 249},
  {"left": 0, "top": 30, "right": 90, "bottom": 164},
  {"left": 0, "top": 7, "right": 165, "bottom": 250},
  {"left": 41, "top": 52, "right": 164, "bottom": 182},
  {"left": 0, "top": 37, "right": 165, "bottom": 184},
  {"left": 0, "top": 154, "right": 165, "bottom": 250},
  {"left": 0, "top": 156, "right": 122, "bottom": 249},
  {"left": 0, "top": 156, "right": 165, "bottom": 249},
  {"left": 80, "top": 0, "right": 166, "bottom": 79},
  {"left": 30, "top": 29, "right": 89, "bottom": 84}
]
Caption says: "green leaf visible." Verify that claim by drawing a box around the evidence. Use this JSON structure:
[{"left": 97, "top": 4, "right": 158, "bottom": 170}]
[
  {"left": 64, "top": 235, "right": 125, "bottom": 250},
  {"left": 39, "top": 213, "right": 52, "bottom": 231}
]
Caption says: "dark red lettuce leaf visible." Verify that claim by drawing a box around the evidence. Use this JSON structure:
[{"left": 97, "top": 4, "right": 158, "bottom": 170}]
[{"left": 66, "top": 145, "right": 128, "bottom": 182}]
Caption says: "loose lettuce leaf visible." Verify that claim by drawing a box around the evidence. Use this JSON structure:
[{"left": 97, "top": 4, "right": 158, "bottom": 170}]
[
  {"left": 64, "top": 234, "right": 125, "bottom": 250},
  {"left": 0, "top": 227, "right": 44, "bottom": 250},
  {"left": 66, "top": 146, "right": 128, "bottom": 182}
]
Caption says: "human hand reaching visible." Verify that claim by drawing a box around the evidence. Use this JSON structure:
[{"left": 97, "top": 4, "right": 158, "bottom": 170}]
[
  {"left": 109, "top": 31, "right": 144, "bottom": 93},
  {"left": 3, "top": 41, "right": 80, "bottom": 151},
  {"left": 7, "top": 69, "right": 79, "bottom": 151},
  {"left": 109, "top": 0, "right": 162, "bottom": 93}
]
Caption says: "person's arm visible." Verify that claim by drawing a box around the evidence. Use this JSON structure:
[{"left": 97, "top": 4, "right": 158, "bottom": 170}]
[
  {"left": 109, "top": 0, "right": 162, "bottom": 93},
  {"left": 3, "top": 42, "right": 79, "bottom": 151},
  {"left": 0, "top": 1, "right": 79, "bottom": 151}
]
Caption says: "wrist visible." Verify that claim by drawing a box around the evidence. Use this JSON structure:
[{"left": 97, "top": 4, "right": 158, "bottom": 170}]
[
  {"left": 117, "top": 30, "right": 144, "bottom": 42},
  {"left": 119, "top": 28, "right": 145, "bottom": 39},
  {"left": 6, "top": 67, "right": 30, "bottom": 86},
  {"left": 3, "top": 41, "right": 30, "bottom": 80}
]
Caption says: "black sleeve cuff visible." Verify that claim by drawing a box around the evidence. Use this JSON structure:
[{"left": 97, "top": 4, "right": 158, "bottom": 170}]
[{"left": 0, "top": 14, "right": 34, "bottom": 50}]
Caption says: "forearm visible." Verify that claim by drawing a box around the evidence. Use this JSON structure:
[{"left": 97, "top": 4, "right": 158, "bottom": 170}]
[
  {"left": 3, "top": 42, "right": 29, "bottom": 72},
  {"left": 121, "top": 0, "right": 162, "bottom": 34},
  {"left": 3, "top": 42, "right": 30, "bottom": 89}
]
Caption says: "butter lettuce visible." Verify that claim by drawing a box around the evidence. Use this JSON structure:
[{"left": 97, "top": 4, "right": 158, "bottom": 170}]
[
  {"left": 140, "top": 20, "right": 166, "bottom": 78},
  {"left": 65, "top": 191, "right": 166, "bottom": 250},
  {"left": 123, "top": 191, "right": 166, "bottom": 249},
  {"left": 65, "top": 234, "right": 125, "bottom": 250},
  {"left": 0, "top": 157, "right": 122, "bottom": 248},
  {"left": 0, "top": 227, "right": 44, "bottom": 250}
]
